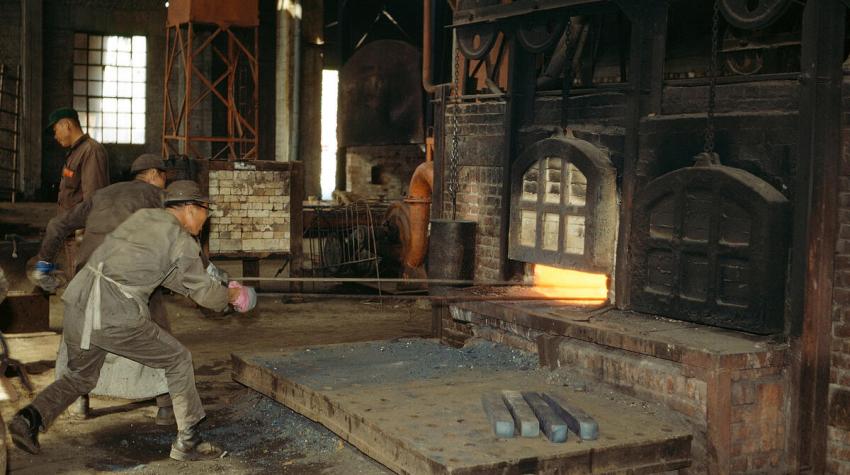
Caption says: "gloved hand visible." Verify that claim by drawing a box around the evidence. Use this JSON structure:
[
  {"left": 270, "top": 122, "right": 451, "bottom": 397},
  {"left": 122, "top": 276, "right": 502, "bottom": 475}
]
[
  {"left": 35, "top": 261, "right": 56, "bottom": 274},
  {"left": 206, "top": 263, "right": 230, "bottom": 286},
  {"left": 28, "top": 260, "right": 64, "bottom": 293},
  {"left": 228, "top": 281, "right": 257, "bottom": 313}
]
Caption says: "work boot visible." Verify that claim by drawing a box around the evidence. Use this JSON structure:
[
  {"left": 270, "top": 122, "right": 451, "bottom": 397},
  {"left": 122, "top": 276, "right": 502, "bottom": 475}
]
[
  {"left": 68, "top": 395, "right": 89, "bottom": 419},
  {"left": 9, "top": 405, "right": 43, "bottom": 454},
  {"left": 155, "top": 406, "right": 176, "bottom": 426},
  {"left": 170, "top": 422, "right": 224, "bottom": 461}
]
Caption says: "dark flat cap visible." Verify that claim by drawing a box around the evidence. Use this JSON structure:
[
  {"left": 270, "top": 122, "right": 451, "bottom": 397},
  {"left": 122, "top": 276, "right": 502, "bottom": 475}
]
[
  {"left": 130, "top": 153, "right": 166, "bottom": 173},
  {"left": 164, "top": 180, "right": 211, "bottom": 205},
  {"left": 45, "top": 107, "right": 79, "bottom": 132}
]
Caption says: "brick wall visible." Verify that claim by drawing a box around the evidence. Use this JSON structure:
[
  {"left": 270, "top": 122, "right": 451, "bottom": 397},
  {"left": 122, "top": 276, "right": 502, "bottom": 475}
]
[
  {"left": 637, "top": 112, "right": 797, "bottom": 199},
  {"left": 444, "top": 101, "right": 505, "bottom": 282},
  {"left": 208, "top": 170, "right": 291, "bottom": 254},
  {"left": 443, "top": 96, "right": 628, "bottom": 281},
  {"left": 662, "top": 80, "right": 800, "bottom": 116},
  {"left": 828, "top": 78, "right": 850, "bottom": 474},
  {"left": 346, "top": 144, "right": 424, "bottom": 200}
]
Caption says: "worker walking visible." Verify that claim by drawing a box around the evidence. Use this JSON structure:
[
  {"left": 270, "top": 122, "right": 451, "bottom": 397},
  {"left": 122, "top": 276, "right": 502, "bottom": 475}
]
[
  {"left": 10, "top": 180, "right": 256, "bottom": 461},
  {"left": 32, "top": 153, "right": 175, "bottom": 422}
]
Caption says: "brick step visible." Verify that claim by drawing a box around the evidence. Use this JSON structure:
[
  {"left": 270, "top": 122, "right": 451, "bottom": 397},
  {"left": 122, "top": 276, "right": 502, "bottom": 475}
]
[{"left": 448, "top": 299, "right": 790, "bottom": 473}]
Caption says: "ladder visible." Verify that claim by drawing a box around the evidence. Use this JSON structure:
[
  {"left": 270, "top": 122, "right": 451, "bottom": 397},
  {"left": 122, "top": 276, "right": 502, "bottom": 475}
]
[{"left": 0, "top": 64, "right": 21, "bottom": 202}]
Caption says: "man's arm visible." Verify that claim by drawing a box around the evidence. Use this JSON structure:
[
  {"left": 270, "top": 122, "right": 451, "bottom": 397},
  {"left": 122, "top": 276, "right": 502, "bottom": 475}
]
[
  {"left": 80, "top": 144, "right": 109, "bottom": 200},
  {"left": 161, "top": 237, "right": 230, "bottom": 312},
  {"left": 38, "top": 198, "right": 93, "bottom": 262}
]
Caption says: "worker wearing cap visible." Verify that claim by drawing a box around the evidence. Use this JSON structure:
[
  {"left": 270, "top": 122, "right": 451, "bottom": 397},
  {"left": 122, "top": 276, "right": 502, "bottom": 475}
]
[
  {"left": 32, "top": 153, "right": 174, "bottom": 423},
  {"left": 9, "top": 180, "right": 256, "bottom": 462},
  {"left": 46, "top": 107, "right": 110, "bottom": 281},
  {"left": 47, "top": 107, "right": 110, "bottom": 212}
]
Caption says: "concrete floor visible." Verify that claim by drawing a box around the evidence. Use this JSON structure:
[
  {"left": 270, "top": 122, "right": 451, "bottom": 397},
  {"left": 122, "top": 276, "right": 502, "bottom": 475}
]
[{"left": 2, "top": 294, "right": 432, "bottom": 474}]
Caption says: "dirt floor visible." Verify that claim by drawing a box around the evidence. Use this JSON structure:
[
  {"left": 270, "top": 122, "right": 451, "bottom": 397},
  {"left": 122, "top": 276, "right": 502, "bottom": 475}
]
[{"left": 2, "top": 294, "right": 432, "bottom": 474}]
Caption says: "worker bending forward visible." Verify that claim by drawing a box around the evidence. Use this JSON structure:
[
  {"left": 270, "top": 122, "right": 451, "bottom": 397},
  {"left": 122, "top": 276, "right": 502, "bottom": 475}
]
[{"left": 9, "top": 180, "right": 256, "bottom": 461}]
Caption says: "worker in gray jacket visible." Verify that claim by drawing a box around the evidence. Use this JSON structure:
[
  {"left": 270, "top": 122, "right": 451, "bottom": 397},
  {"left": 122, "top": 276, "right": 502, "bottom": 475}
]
[
  {"left": 10, "top": 180, "right": 256, "bottom": 461},
  {"left": 32, "top": 153, "right": 174, "bottom": 422}
]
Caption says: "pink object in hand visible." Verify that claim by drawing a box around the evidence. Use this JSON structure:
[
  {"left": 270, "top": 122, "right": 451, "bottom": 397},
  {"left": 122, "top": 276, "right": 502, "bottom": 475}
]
[{"left": 228, "top": 281, "right": 257, "bottom": 313}]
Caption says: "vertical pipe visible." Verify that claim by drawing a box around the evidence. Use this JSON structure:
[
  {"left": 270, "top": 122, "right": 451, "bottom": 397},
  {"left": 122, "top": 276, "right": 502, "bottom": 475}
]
[
  {"left": 20, "top": 0, "right": 42, "bottom": 197},
  {"left": 185, "top": 23, "right": 193, "bottom": 156},
  {"left": 275, "top": 1, "right": 291, "bottom": 162},
  {"left": 292, "top": 1, "right": 302, "bottom": 162},
  {"left": 253, "top": 26, "right": 260, "bottom": 159},
  {"left": 422, "top": 0, "right": 437, "bottom": 93},
  {"left": 163, "top": 26, "right": 171, "bottom": 157}
]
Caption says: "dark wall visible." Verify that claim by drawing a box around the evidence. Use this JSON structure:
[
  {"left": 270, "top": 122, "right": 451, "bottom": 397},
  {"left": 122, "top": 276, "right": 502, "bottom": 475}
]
[
  {"left": 42, "top": 0, "right": 166, "bottom": 195},
  {"left": 637, "top": 79, "right": 799, "bottom": 199},
  {"left": 0, "top": 0, "right": 22, "bottom": 68}
]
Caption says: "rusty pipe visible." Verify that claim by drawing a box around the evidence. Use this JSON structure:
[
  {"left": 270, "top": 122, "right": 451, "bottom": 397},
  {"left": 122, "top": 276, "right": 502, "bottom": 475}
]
[
  {"left": 403, "top": 161, "right": 434, "bottom": 270},
  {"left": 423, "top": 0, "right": 437, "bottom": 93}
]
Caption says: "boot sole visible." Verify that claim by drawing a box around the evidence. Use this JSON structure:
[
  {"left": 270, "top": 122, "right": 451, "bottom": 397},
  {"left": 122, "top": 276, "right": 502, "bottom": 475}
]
[
  {"left": 169, "top": 446, "right": 223, "bottom": 461},
  {"left": 9, "top": 420, "right": 39, "bottom": 455},
  {"left": 155, "top": 416, "right": 176, "bottom": 426},
  {"left": 11, "top": 433, "right": 40, "bottom": 454}
]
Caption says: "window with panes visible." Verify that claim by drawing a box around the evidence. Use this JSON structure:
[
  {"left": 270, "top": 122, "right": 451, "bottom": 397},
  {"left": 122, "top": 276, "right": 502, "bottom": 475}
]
[{"left": 72, "top": 33, "right": 146, "bottom": 144}]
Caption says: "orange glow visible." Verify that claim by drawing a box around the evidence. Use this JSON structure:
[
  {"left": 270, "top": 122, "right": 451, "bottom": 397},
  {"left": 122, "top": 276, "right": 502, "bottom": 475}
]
[{"left": 532, "top": 264, "right": 608, "bottom": 303}]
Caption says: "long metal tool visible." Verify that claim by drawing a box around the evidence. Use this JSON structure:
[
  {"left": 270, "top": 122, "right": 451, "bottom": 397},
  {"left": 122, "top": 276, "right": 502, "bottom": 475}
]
[
  {"left": 255, "top": 292, "right": 606, "bottom": 303},
  {"left": 232, "top": 275, "right": 599, "bottom": 289}
]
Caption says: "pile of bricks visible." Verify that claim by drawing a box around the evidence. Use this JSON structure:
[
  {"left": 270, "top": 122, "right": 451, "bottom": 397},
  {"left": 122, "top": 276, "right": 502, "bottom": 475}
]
[{"left": 208, "top": 170, "right": 291, "bottom": 253}]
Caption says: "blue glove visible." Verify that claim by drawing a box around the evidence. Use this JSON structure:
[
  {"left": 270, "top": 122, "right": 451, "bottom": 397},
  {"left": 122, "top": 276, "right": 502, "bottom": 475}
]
[{"left": 35, "top": 261, "right": 56, "bottom": 273}]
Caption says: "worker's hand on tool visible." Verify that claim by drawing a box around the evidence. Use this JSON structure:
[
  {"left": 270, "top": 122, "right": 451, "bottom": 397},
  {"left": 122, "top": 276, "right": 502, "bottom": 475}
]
[
  {"left": 227, "top": 281, "right": 257, "bottom": 313},
  {"left": 28, "top": 260, "right": 64, "bottom": 293},
  {"left": 206, "top": 263, "right": 230, "bottom": 285},
  {"left": 35, "top": 260, "right": 56, "bottom": 274}
]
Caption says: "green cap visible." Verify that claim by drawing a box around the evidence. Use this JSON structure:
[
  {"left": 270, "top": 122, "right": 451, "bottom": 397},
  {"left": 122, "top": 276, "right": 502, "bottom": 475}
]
[
  {"left": 164, "top": 180, "right": 211, "bottom": 206},
  {"left": 45, "top": 107, "right": 80, "bottom": 132},
  {"left": 130, "top": 153, "right": 166, "bottom": 174}
]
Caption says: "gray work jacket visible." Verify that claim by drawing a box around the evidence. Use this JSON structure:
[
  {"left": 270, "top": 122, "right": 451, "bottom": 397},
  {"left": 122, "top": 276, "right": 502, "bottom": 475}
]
[{"left": 62, "top": 208, "right": 229, "bottom": 336}]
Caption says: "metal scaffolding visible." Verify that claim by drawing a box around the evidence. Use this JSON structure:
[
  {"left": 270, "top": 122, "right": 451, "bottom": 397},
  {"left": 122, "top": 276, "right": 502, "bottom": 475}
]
[{"left": 162, "top": 19, "right": 259, "bottom": 160}]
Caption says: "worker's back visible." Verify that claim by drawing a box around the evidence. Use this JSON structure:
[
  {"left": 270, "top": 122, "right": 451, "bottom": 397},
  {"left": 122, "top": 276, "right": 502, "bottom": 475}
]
[{"left": 75, "top": 180, "right": 163, "bottom": 268}]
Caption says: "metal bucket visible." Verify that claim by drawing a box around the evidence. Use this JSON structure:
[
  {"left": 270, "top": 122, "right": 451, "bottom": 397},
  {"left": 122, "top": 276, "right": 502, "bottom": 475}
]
[
  {"left": 427, "top": 219, "right": 476, "bottom": 283},
  {"left": 427, "top": 219, "right": 476, "bottom": 339}
]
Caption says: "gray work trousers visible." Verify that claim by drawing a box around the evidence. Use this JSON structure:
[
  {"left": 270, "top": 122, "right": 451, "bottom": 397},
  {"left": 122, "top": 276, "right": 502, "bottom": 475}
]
[{"left": 32, "top": 303, "right": 205, "bottom": 432}]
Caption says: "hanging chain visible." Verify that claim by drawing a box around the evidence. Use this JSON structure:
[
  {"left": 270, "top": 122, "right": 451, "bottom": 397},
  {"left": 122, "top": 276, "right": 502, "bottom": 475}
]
[
  {"left": 704, "top": 0, "right": 720, "bottom": 154},
  {"left": 448, "top": 46, "right": 462, "bottom": 220}
]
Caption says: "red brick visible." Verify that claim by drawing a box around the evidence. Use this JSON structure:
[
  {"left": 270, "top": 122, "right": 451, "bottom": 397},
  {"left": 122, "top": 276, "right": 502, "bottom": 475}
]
[
  {"left": 835, "top": 352, "right": 850, "bottom": 370},
  {"left": 828, "top": 458, "right": 850, "bottom": 475},
  {"left": 730, "top": 456, "right": 748, "bottom": 472},
  {"left": 831, "top": 426, "right": 850, "bottom": 446},
  {"left": 837, "top": 255, "right": 850, "bottom": 271},
  {"left": 829, "top": 442, "right": 850, "bottom": 463},
  {"left": 837, "top": 324, "right": 850, "bottom": 339},
  {"left": 732, "top": 381, "right": 756, "bottom": 405},
  {"left": 749, "top": 451, "right": 781, "bottom": 470},
  {"left": 835, "top": 289, "right": 850, "bottom": 306},
  {"left": 838, "top": 271, "right": 850, "bottom": 289}
]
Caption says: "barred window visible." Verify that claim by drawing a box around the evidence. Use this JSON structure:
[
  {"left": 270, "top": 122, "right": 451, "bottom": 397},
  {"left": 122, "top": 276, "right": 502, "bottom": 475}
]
[{"left": 72, "top": 33, "right": 146, "bottom": 144}]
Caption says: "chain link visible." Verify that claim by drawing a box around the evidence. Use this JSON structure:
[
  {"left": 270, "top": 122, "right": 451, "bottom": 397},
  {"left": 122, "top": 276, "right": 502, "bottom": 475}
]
[
  {"left": 704, "top": 0, "right": 720, "bottom": 154},
  {"left": 448, "top": 46, "right": 462, "bottom": 220}
]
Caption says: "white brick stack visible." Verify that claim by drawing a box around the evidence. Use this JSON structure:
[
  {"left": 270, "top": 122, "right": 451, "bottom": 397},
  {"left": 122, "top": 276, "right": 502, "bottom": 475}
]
[{"left": 208, "top": 170, "right": 291, "bottom": 253}]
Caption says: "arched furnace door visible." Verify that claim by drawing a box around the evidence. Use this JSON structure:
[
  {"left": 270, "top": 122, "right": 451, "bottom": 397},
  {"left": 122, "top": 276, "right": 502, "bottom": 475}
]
[
  {"left": 509, "top": 137, "right": 617, "bottom": 273},
  {"left": 629, "top": 159, "right": 788, "bottom": 334}
]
